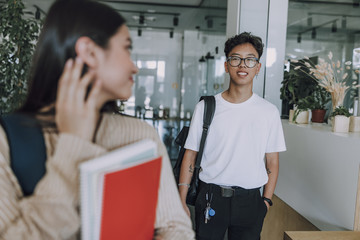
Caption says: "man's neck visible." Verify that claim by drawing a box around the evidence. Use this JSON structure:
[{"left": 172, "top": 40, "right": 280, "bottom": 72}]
[{"left": 222, "top": 86, "right": 253, "bottom": 104}]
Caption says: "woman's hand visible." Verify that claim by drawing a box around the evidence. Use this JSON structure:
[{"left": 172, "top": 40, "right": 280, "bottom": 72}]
[
  {"left": 153, "top": 229, "right": 163, "bottom": 240},
  {"left": 55, "top": 57, "right": 102, "bottom": 142}
]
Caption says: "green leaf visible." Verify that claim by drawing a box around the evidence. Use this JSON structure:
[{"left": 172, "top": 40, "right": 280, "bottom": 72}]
[{"left": 0, "top": 0, "right": 42, "bottom": 114}]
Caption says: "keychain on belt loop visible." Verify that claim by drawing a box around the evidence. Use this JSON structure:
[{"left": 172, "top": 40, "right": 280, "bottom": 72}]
[{"left": 204, "top": 192, "right": 216, "bottom": 223}]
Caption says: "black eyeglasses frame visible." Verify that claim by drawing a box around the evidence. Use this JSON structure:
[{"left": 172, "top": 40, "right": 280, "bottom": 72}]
[{"left": 226, "top": 56, "right": 259, "bottom": 68}]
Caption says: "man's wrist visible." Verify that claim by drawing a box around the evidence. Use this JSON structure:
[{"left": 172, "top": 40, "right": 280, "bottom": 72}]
[
  {"left": 178, "top": 183, "right": 190, "bottom": 187},
  {"left": 262, "top": 197, "right": 273, "bottom": 206}
]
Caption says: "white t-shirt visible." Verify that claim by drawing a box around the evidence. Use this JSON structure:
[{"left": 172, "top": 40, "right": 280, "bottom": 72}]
[{"left": 184, "top": 92, "right": 286, "bottom": 189}]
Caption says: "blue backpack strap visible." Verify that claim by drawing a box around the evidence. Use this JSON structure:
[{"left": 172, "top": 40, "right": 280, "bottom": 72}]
[{"left": 0, "top": 113, "right": 47, "bottom": 196}]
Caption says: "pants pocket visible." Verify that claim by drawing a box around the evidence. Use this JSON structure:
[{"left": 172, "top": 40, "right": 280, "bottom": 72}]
[{"left": 259, "top": 196, "right": 268, "bottom": 217}]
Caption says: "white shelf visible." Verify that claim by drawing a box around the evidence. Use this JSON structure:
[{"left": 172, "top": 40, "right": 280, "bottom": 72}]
[{"left": 276, "top": 120, "right": 360, "bottom": 231}]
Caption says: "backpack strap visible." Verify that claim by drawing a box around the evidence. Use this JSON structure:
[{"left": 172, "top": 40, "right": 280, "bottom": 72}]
[
  {"left": 0, "top": 113, "right": 47, "bottom": 196},
  {"left": 194, "top": 96, "right": 216, "bottom": 169}
]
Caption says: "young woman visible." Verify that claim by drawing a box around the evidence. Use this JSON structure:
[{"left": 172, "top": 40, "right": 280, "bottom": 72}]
[{"left": 0, "top": 0, "right": 194, "bottom": 239}]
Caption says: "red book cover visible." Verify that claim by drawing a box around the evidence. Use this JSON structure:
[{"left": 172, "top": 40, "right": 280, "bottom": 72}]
[{"left": 99, "top": 156, "right": 162, "bottom": 240}]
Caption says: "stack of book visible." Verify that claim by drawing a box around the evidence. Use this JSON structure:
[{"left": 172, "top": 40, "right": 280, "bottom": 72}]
[{"left": 80, "top": 139, "right": 162, "bottom": 240}]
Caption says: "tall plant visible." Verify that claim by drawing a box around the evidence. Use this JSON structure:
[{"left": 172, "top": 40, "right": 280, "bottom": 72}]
[{"left": 0, "top": 0, "right": 41, "bottom": 114}]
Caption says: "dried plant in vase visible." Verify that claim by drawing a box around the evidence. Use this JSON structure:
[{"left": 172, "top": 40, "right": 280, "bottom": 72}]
[{"left": 290, "top": 52, "right": 360, "bottom": 110}]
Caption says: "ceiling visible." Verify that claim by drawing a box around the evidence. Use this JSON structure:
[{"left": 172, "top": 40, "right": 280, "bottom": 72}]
[
  {"left": 2, "top": 0, "right": 360, "bottom": 39},
  {"left": 287, "top": 0, "right": 360, "bottom": 42},
  {"left": 16, "top": 0, "right": 228, "bottom": 34}
]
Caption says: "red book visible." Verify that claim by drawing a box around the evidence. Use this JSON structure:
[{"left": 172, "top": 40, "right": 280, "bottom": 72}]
[
  {"left": 80, "top": 139, "right": 162, "bottom": 240},
  {"left": 100, "top": 157, "right": 162, "bottom": 240}
]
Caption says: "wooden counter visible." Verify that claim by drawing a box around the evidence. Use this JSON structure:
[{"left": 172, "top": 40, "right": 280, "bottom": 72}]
[{"left": 284, "top": 231, "right": 360, "bottom": 240}]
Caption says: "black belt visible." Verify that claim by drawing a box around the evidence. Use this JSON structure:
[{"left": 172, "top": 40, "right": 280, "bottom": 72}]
[{"left": 199, "top": 181, "right": 260, "bottom": 197}]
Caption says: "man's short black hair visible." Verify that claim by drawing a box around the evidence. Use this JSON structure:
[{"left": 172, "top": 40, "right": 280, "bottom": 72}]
[{"left": 224, "top": 32, "right": 264, "bottom": 59}]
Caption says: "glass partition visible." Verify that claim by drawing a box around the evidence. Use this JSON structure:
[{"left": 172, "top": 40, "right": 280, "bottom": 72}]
[
  {"left": 284, "top": 0, "right": 360, "bottom": 119},
  {"left": 116, "top": 1, "right": 227, "bottom": 161}
]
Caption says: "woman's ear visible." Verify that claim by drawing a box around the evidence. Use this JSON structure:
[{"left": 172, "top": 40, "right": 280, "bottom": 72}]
[{"left": 75, "top": 37, "right": 98, "bottom": 68}]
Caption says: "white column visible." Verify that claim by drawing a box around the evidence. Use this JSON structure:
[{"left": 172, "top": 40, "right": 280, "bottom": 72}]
[
  {"left": 225, "top": 0, "right": 288, "bottom": 110},
  {"left": 226, "top": 0, "right": 240, "bottom": 38},
  {"left": 224, "top": 0, "right": 241, "bottom": 89},
  {"left": 265, "top": 0, "right": 289, "bottom": 110}
]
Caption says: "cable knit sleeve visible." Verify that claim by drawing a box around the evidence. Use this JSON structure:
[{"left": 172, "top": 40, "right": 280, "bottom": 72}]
[{"left": 0, "top": 128, "right": 107, "bottom": 240}]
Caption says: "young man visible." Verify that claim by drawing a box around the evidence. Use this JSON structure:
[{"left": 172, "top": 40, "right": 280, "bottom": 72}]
[{"left": 178, "top": 32, "right": 286, "bottom": 240}]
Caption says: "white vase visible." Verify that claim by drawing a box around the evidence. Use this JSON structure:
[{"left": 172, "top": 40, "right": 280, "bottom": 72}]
[
  {"left": 349, "top": 116, "right": 360, "bottom": 132},
  {"left": 289, "top": 109, "right": 309, "bottom": 124},
  {"left": 332, "top": 115, "right": 350, "bottom": 133}
]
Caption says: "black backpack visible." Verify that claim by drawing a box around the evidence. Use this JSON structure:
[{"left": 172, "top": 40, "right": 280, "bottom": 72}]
[
  {"left": 0, "top": 113, "right": 47, "bottom": 196},
  {"left": 173, "top": 96, "right": 216, "bottom": 205}
]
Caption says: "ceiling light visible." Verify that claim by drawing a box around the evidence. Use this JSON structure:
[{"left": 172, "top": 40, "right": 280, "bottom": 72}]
[
  {"left": 311, "top": 28, "right": 316, "bottom": 39},
  {"left": 205, "top": 52, "right": 214, "bottom": 59},
  {"left": 139, "top": 14, "right": 144, "bottom": 24},
  {"left": 341, "top": 16, "right": 347, "bottom": 29},
  {"left": 332, "top": 21, "right": 337, "bottom": 33},
  {"left": 353, "top": 0, "right": 360, "bottom": 7},
  {"left": 207, "top": 19, "right": 213, "bottom": 28},
  {"left": 35, "top": 7, "right": 40, "bottom": 20},
  {"left": 173, "top": 16, "right": 179, "bottom": 26},
  {"left": 146, "top": 16, "right": 156, "bottom": 22},
  {"left": 307, "top": 16, "right": 312, "bottom": 26}
]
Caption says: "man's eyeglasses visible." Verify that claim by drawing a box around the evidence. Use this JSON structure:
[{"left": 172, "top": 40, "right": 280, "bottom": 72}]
[{"left": 226, "top": 56, "right": 259, "bottom": 68}]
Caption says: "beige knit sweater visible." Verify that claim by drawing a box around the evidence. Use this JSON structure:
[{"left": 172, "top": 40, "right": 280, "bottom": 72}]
[{"left": 0, "top": 113, "right": 194, "bottom": 240}]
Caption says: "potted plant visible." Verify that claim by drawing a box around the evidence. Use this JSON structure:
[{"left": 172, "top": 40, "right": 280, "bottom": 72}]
[
  {"left": 0, "top": 0, "right": 41, "bottom": 114},
  {"left": 306, "top": 86, "right": 331, "bottom": 123},
  {"left": 330, "top": 106, "right": 351, "bottom": 133},
  {"left": 280, "top": 70, "right": 316, "bottom": 124},
  {"left": 349, "top": 115, "right": 360, "bottom": 132},
  {"left": 289, "top": 97, "right": 311, "bottom": 124}
]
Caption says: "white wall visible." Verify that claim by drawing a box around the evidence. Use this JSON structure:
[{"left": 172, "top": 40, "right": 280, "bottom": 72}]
[{"left": 277, "top": 121, "right": 360, "bottom": 230}]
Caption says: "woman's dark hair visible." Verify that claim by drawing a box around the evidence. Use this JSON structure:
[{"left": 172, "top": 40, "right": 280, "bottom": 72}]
[
  {"left": 20, "top": 0, "right": 126, "bottom": 113},
  {"left": 224, "top": 32, "right": 264, "bottom": 59}
]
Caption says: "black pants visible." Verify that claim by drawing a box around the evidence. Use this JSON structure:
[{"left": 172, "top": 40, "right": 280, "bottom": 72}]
[{"left": 195, "top": 181, "right": 267, "bottom": 240}]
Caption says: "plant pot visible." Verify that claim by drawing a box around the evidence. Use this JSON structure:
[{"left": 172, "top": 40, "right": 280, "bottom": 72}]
[
  {"left": 331, "top": 115, "right": 350, "bottom": 133},
  {"left": 349, "top": 116, "right": 360, "bottom": 132},
  {"left": 289, "top": 109, "right": 309, "bottom": 124},
  {"left": 311, "top": 109, "right": 326, "bottom": 123}
]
